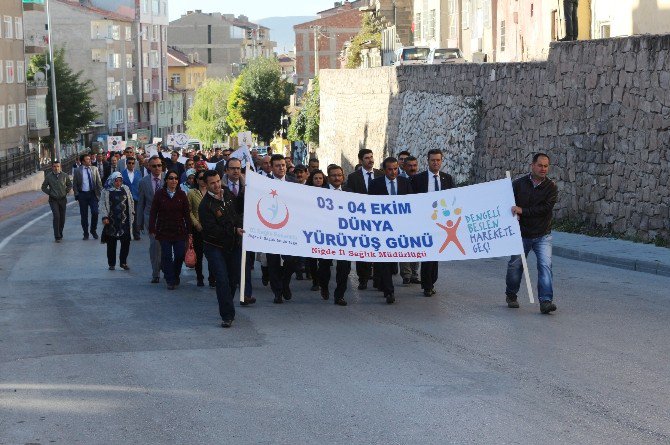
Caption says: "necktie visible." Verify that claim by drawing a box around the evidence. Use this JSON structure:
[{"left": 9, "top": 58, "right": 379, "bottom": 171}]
[
  {"left": 390, "top": 180, "right": 396, "bottom": 195},
  {"left": 366, "top": 172, "right": 372, "bottom": 190},
  {"left": 86, "top": 168, "right": 93, "bottom": 190},
  {"left": 231, "top": 182, "right": 238, "bottom": 196},
  {"left": 154, "top": 177, "right": 160, "bottom": 192},
  {"left": 434, "top": 174, "right": 440, "bottom": 192}
]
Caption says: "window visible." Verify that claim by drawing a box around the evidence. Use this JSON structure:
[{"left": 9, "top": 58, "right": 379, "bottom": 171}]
[
  {"left": 162, "top": 27, "right": 166, "bottom": 41},
  {"left": 483, "top": 0, "right": 491, "bottom": 28},
  {"left": 414, "top": 13, "right": 422, "bottom": 41},
  {"left": 462, "top": 0, "right": 471, "bottom": 29},
  {"left": 142, "top": 25, "right": 148, "bottom": 40},
  {"left": 16, "top": 60, "right": 24, "bottom": 83},
  {"left": 107, "top": 77, "right": 114, "bottom": 99},
  {"left": 7, "top": 104, "right": 16, "bottom": 127},
  {"left": 110, "top": 25, "right": 120, "bottom": 40},
  {"left": 0, "top": 106, "right": 4, "bottom": 129},
  {"left": 172, "top": 74, "right": 181, "bottom": 85},
  {"left": 4, "top": 16, "right": 13, "bottom": 38},
  {"left": 15, "top": 17, "right": 23, "bottom": 39},
  {"left": 149, "top": 50, "right": 159, "bottom": 68},
  {"left": 5, "top": 60, "right": 14, "bottom": 83},
  {"left": 448, "top": 0, "right": 457, "bottom": 38},
  {"left": 426, "top": 10, "right": 436, "bottom": 40},
  {"left": 126, "top": 54, "right": 133, "bottom": 68},
  {"left": 143, "top": 78, "right": 150, "bottom": 94},
  {"left": 92, "top": 49, "right": 105, "bottom": 62},
  {"left": 114, "top": 81, "right": 121, "bottom": 96},
  {"left": 143, "top": 52, "right": 148, "bottom": 68},
  {"left": 108, "top": 53, "right": 120, "bottom": 69},
  {"left": 141, "top": 0, "right": 148, "bottom": 13},
  {"left": 0, "top": 60, "right": 3, "bottom": 82},
  {"left": 127, "top": 80, "right": 133, "bottom": 95},
  {"left": 159, "top": 102, "right": 165, "bottom": 113},
  {"left": 152, "top": 0, "right": 159, "bottom": 15},
  {"left": 116, "top": 108, "right": 124, "bottom": 123},
  {"left": 127, "top": 107, "right": 135, "bottom": 122},
  {"left": 162, "top": 2, "right": 167, "bottom": 16},
  {"left": 152, "top": 25, "right": 159, "bottom": 41},
  {"left": 18, "top": 103, "right": 26, "bottom": 126},
  {"left": 500, "top": 20, "right": 506, "bottom": 51}
]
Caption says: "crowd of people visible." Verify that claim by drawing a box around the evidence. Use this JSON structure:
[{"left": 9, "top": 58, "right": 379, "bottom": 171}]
[{"left": 40, "top": 143, "right": 558, "bottom": 329}]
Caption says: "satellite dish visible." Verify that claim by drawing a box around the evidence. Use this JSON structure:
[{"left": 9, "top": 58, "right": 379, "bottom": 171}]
[{"left": 35, "top": 72, "right": 46, "bottom": 81}]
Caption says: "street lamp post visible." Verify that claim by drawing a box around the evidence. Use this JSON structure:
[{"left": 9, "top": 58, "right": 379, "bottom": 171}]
[
  {"left": 45, "top": 0, "right": 61, "bottom": 161},
  {"left": 122, "top": 35, "right": 128, "bottom": 141}
]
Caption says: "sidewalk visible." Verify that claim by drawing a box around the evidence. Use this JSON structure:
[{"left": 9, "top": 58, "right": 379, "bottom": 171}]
[{"left": 0, "top": 190, "right": 48, "bottom": 222}]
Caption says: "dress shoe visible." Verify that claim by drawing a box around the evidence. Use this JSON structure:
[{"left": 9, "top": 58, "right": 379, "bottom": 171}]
[
  {"left": 558, "top": 36, "right": 572, "bottom": 42},
  {"left": 108, "top": 265, "right": 115, "bottom": 270},
  {"left": 410, "top": 277, "right": 421, "bottom": 284},
  {"left": 385, "top": 293, "right": 395, "bottom": 304},
  {"left": 151, "top": 277, "right": 160, "bottom": 284},
  {"left": 334, "top": 298, "right": 347, "bottom": 306},
  {"left": 91, "top": 231, "right": 98, "bottom": 240},
  {"left": 262, "top": 277, "right": 269, "bottom": 286},
  {"left": 506, "top": 293, "right": 520, "bottom": 308},
  {"left": 310, "top": 284, "right": 320, "bottom": 291},
  {"left": 197, "top": 280, "right": 205, "bottom": 287},
  {"left": 321, "top": 289, "right": 330, "bottom": 300},
  {"left": 283, "top": 289, "right": 292, "bottom": 300},
  {"left": 402, "top": 277, "right": 411, "bottom": 285},
  {"left": 120, "top": 264, "right": 130, "bottom": 270},
  {"left": 540, "top": 300, "right": 557, "bottom": 314},
  {"left": 55, "top": 238, "right": 62, "bottom": 243},
  {"left": 423, "top": 289, "right": 433, "bottom": 297},
  {"left": 209, "top": 280, "right": 216, "bottom": 288},
  {"left": 240, "top": 296, "right": 256, "bottom": 306},
  {"left": 273, "top": 295, "right": 283, "bottom": 304},
  {"left": 167, "top": 284, "right": 176, "bottom": 290},
  {"left": 295, "top": 272, "right": 304, "bottom": 280},
  {"left": 357, "top": 282, "right": 367, "bottom": 290},
  {"left": 221, "top": 319, "right": 233, "bottom": 328},
  {"left": 82, "top": 234, "right": 89, "bottom": 240}
]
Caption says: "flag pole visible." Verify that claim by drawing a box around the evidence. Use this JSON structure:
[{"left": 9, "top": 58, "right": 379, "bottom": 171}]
[
  {"left": 239, "top": 168, "right": 248, "bottom": 303},
  {"left": 506, "top": 171, "right": 535, "bottom": 304}
]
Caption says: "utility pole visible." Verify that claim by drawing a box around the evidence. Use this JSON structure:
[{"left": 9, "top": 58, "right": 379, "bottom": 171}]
[
  {"left": 122, "top": 36, "right": 128, "bottom": 141},
  {"left": 45, "top": 0, "right": 61, "bottom": 161},
  {"left": 311, "top": 25, "right": 321, "bottom": 77}
]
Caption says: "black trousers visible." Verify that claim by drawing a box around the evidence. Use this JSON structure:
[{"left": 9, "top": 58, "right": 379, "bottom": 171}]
[
  {"left": 420, "top": 261, "right": 439, "bottom": 291},
  {"left": 77, "top": 191, "right": 98, "bottom": 235},
  {"left": 307, "top": 258, "right": 319, "bottom": 286},
  {"left": 132, "top": 201, "right": 141, "bottom": 238},
  {"left": 106, "top": 234, "right": 130, "bottom": 266},
  {"left": 192, "top": 229, "right": 214, "bottom": 283},
  {"left": 267, "top": 253, "right": 296, "bottom": 298},
  {"left": 376, "top": 263, "right": 394, "bottom": 295},
  {"left": 49, "top": 197, "right": 67, "bottom": 239},
  {"left": 318, "top": 259, "right": 351, "bottom": 299},
  {"left": 356, "top": 261, "right": 373, "bottom": 284},
  {"left": 564, "top": 0, "right": 579, "bottom": 39}
]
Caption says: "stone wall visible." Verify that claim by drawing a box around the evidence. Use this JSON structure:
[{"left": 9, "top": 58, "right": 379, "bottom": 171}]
[{"left": 319, "top": 35, "right": 670, "bottom": 241}]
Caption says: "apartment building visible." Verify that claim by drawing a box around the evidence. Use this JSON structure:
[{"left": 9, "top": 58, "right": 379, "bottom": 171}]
[
  {"left": 167, "top": 46, "right": 206, "bottom": 125},
  {"left": 168, "top": 10, "right": 276, "bottom": 79}
]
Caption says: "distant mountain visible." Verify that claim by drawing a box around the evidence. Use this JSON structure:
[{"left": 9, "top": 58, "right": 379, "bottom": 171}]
[{"left": 256, "top": 16, "right": 316, "bottom": 54}]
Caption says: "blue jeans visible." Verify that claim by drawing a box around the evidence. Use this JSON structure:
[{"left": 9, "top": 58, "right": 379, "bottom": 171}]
[
  {"left": 159, "top": 239, "right": 185, "bottom": 286},
  {"left": 203, "top": 243, "right": 235, "bottom": 321},
  {"left": 505, "top": 234, "right": 553, "bottom": 302}
]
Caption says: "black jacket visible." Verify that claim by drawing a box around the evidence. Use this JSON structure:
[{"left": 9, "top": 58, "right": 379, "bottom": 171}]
[
  {"left": 512, "top": 174, "right": 558, "bottom": 239},
  {"left": 411, "top": 170, "right": 454, "bottom": 193},
  {"left": 198, "top": 189, "right": 243, "bottom": 249},
  {"left": 368, "top": 175, "right": 414, "bottom": 196},
  {"left": 346, "top": 168, "right": 383, "bottom": 194}
]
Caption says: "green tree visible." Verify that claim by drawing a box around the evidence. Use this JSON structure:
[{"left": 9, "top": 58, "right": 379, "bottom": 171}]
[
  {"left": 235, "top": 57, "right": 293, "bottom": 144},
  {"left": 288, "top": 77, "right": 319, "bottom": 144},
  {"left": 185, "top": 78, "right": 232, "bottom": 146},
  {"left": 225, "top": 76, "right": 248, "bottom": 136},
  {"left": 346, "top": 14, "right": 383, "bottom": 69},
  {"left": 27, "top": 47, "right": 97, "bottom": 144}
]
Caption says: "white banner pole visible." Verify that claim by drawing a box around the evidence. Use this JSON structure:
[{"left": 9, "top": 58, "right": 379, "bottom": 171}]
[
  {"left": 239, "top": 171, "right": 248, "bottom": 303},
  {"left": 506, "top": 171, "right": 535, "bottom": 304}
]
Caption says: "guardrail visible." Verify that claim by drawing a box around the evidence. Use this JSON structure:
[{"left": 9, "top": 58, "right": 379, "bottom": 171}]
[{"left": 0, "top": 150, "right": 39, "bottom": 188}]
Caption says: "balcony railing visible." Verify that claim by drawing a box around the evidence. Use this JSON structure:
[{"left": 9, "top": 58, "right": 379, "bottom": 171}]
[
  {"left": 27, "top": 80, "right": 49, "bottom": 89},
  {"left": 28, "top": 120, "right": 49, "bottom": 130}
]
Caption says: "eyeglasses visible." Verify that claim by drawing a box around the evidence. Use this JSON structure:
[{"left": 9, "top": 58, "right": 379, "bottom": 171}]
[
  {"left": 126, "top": 161, "right": 135, "bottom": 165},
  {"left": 166, "top": 176, "right": 179, "bottom": 181}
]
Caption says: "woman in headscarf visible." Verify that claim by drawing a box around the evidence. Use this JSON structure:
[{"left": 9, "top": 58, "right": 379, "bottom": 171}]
[
  {"left": 149, "top": 169, "right": 191, "bottom": 290},
  {"left": 100, "top": 172, "right": 134, "bottom": 270},
  {"left": 181, "top": 168, "right": 197, "bottom": 193}
]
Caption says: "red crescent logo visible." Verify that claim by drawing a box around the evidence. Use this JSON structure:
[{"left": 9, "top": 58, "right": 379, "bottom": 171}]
[{"left": 256, "top": 199, "right": 290, "bottom": 229}]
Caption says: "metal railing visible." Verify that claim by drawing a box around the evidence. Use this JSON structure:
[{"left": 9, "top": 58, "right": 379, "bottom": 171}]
[{"left": 0, "top": 150, "right": 40, "bottom": 188}]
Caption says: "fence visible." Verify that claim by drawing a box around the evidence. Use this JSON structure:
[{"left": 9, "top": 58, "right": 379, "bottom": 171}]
[{"left": 0, "top": 150, "right": 39, "bottom": 188}]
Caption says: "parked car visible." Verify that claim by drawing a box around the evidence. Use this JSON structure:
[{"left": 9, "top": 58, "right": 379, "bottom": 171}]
[
  {"left": 394, "top": 46, "right": 431, "bottom": 65},
  {"left": 427, "top": 48, "right": 466, "bottom": 64}
]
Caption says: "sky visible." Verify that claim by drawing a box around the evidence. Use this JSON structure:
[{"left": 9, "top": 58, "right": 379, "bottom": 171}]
[{"left": 169, "top": 0, "right": 341, "bottom": 21}]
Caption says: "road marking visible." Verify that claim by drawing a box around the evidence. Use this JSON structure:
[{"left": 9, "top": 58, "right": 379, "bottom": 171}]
[{"left": 0, "top": 201, "right": 77, "bottom": 252}]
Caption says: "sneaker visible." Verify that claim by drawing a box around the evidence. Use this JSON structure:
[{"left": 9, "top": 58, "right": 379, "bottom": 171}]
[
  {"left": 402, "top": 277, "right": 411, "bottom": 285},
  {"left": 506, "top": 294, "right": 520, "bottom": 309},
  {"left": 540, "top": 300, "right": 557, "bottom": 314}
]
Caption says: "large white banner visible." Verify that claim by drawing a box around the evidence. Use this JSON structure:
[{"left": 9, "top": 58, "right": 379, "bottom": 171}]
[{"left": 243, "top": 175, "right": 524, "bottom": 262}]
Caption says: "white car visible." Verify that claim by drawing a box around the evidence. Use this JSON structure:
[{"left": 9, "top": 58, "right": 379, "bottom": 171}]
[
  {"left": 394, "top": 46, "right": 431, "bottom": 66},
  {"left": 427, "top": 48, "right": 466, "bottom": 64}
]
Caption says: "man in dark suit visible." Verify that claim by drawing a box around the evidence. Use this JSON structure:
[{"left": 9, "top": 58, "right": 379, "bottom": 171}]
[
  {"left": 137, "top": 155, "right": 165, "bottom": 283},
  {"left": 411, "top": 148, "right": 455, "bottom": 297},
  {"left": 159, "top": 150, "right": 185, "bottom": 179},
  {"left": 266, "top": 154, "right": 297, "bottom": 304},
  {"left": 72, "top": 153, "right": 103, "bottom": 240},
  {"left": 317, "top": 165, "right": 351, "bottom": 306},
  {"left": 368, "top": 156, "right": 414, "bottom": 304},
  {"left": 346, "top": 148, "right": 383, "bottom": 290}
]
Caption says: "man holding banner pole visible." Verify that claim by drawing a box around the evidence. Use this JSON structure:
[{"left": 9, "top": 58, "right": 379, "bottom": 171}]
[
  {"left": 505, "top": 153, "right": 558, "bottom": 314},
  {"left": 368, "top": 156, "right": 414, "bottom": 304},
  {"left": 412, "top": 149, "right": 455, "bottom": 297}
]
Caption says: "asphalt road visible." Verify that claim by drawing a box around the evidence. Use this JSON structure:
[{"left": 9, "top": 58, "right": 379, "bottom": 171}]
[{"left": 0, "top": 204, "right": 669, "bottom": 444}]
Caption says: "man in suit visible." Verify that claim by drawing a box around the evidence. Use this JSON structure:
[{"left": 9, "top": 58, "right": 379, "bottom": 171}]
[
  {"left": 117, "top": 147, "right": 135, "bottom": 171},
  {"left": 400, "top": 156, "right": 421, "bottom": 285},
  {"left": 102, "top": 155, "right": 119, "bottom": 184},
  {"left": 121, "top": 156, "right": 143, "bottom": 240},
  {"left": 411, "top": 149, "right": 455, "bottom": 297},
  {"left": 346, "top": 148, "right": 383, "bottom": 290},
  {"left": 92, "top": 153, "right": 106, "bottom": 179},
  {"left": 266, "top": 154, "right": 297, "bottom": 304},
  {"left": 159, "top": 150, "right": 185, "bottom": 179},
  {"left": 137, "top": 155, "right": 165, "bottom": 283},
  {"left": 72, "top": 153, "right": 103, "bottom": 240},
  {"left": 258, "top": 155, "right": 273, "bottom": 178},
  {"left": 318, "top": 164, "right": 351, "bottom": 306},
  {"left": 368, "top": 156, "right": 414, "bottom": 304}
]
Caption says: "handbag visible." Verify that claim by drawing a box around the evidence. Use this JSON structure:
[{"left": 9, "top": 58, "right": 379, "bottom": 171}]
[
  {"left": 100, "top": 222, "right": 114, "bottom": 244},
  {"left": 184, "top": 234, "right": 196, "bottom": 268}
]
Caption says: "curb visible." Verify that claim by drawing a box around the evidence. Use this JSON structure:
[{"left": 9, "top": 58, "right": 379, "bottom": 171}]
[{"left": 553, "top": 246, "right": 670, "bottom": 277}]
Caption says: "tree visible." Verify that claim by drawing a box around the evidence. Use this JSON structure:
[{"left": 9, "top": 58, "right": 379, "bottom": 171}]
[
  {"left": 288, "top": 76, "right": 320, "bottom": 144},
  {"left": 346, "top": 13, "right": 383, "bottom": 68},
  {"left": 27, "top": 47, "right": 97, "bottom": 144},
  {"left": 234, "top": 57, "right": 293, "bottom": 144},
  {"left": 225, "top": 76, "right": 248, "bottom": 136},
  {"left": 185, "top": 78, "right": 232, "bottom": 146}
]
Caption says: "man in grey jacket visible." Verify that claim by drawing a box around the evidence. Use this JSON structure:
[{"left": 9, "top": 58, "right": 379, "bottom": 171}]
[
  {"left": 137, "top": 155, "right": 164, "bottom": 283},
  {"left": 41, "top": 160, "right": 72, "bottom": 242}
]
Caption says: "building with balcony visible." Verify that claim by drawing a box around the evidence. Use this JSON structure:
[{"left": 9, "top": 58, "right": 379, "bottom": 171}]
[
  {"left": 167, "top": 46, "right": 206, "bottom": 127},
  {"left": 1, "top": 0, "right": 29, "bottom": 157},
  {"left": 168, "top": 10, "right": 276, "bottom": 79}
]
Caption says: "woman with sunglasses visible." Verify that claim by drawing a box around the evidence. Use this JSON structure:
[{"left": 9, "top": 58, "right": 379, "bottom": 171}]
[
  {"left": 149, "top": 169, "right": 191, "bottom": 290},
  {"left": 187, "top": 170, "right": 215, "bottom": 287}
]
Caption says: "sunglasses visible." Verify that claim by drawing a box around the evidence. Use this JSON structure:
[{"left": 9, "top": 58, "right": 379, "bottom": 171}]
[{"left": 166, "top": 176, "right": 179, "bottom": 180}]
